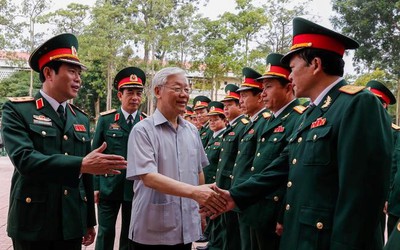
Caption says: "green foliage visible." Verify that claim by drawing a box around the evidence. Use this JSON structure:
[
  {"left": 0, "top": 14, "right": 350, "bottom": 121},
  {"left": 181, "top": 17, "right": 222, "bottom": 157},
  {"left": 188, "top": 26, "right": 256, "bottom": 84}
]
[{"left": 0, "top": 70, "right": 40, "bottom": 101}]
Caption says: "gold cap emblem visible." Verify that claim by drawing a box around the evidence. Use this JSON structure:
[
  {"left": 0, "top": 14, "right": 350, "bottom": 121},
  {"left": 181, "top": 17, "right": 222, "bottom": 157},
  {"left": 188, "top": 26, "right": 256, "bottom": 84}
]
[
  {"left": 130, "top": 74, "right": 138, "bottom": 82},
  {"left": 71, "top": 46, "right": 77, "bottom": 56}
]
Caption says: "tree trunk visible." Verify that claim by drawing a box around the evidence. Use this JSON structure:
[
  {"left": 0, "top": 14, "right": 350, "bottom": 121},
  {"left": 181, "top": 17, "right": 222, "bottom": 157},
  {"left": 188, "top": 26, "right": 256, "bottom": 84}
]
[{"left": 396, "top": 79, "right": 400, "bottom": 124}]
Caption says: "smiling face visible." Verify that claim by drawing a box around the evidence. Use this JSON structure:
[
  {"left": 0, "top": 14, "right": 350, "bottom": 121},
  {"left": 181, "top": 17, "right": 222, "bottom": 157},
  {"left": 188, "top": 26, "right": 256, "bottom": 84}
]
[
  {"left": 208, "top": 115, "right": 226, "bottom": 132},
  {"left": 42, "top": 63, "right": 82, "bottom": 103},
  {"left": 222, "top": 100, "right": 241, "bottom": 121},
  {"left": 118, "top": 88, "right": 143, "bottom": 114}
]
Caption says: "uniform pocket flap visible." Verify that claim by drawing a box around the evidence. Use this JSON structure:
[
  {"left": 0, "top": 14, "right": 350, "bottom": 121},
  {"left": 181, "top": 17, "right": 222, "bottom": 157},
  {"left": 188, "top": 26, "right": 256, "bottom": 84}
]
[
  {"left": 306, "top": 126, "right": 331, "bottom": 142},
  {"left": 105, "top": 130, "right": 124, "bottom": 138},
  {"left": 29, "top": 124, "right": 57, "bottom": 137},
  {"left": 299, "top": 206, "right": 332, "bottom": 230},
  {"left": 73, "top": 131, "right": 90, "bottom": 142}
]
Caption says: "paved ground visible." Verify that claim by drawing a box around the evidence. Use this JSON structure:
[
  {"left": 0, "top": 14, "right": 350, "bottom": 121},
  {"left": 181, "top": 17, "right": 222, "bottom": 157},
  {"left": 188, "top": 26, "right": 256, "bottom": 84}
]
[{"left": 0, "top": 156, "right": 206, "bottom": 249}]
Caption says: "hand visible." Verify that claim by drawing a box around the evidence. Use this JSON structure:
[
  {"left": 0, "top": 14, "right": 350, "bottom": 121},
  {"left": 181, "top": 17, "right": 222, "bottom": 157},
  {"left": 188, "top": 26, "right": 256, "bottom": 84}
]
[
  {"left": 94, "top": 191, "right": 100, "bottom": 204},
  {"left": 82, "top": 227, "right": 96, "bottom": 246},
  {"left": 208, "top": 185, "right": 236, "bottom": 219},
  {"left": 81, "top": 142, "right": 127, "bottom": 175},
  {"left": 191, "top": 184, "right": 227, "bottom": 214},
  {"left": 275, "top": 222, "right": 283, "bottom": 236}
]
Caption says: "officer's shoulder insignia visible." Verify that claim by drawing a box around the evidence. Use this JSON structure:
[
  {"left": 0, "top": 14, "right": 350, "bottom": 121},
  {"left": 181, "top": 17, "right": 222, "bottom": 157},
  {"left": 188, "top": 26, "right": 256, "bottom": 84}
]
[
  {"left": 69, "top": 103, "right": 87, "bottom": 116},
  {"left": 392, "top": 123, "right": 400, "bottom": 130},
  {"left": 241, "top": 118, "right": 249, "bottom": 124},
  {"left": 263, "top": 112, "right": 272, "bottom": 119},
  {"left": 100, "top": 109, "right": 117, "bottom": 116},
  {"left": 339, "top": 85, "right": 365, "bottom": 95},
  {"left": 293, "top": 105, "right": 306, "bottom": 114},
  {"left": 8, "top": 96, "right": 34, "bottom": 102}
]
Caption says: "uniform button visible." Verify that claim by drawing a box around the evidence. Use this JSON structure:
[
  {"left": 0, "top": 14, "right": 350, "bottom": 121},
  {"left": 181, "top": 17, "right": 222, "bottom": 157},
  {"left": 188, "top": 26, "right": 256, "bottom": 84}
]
[
  {"left": 64, "top": 152, "right": 68, "bottom": 155},
  {"left": 25, "top": 197, "right": 32, "bottom": 203},
  {"left": 219, "top": 158, "right": 222, "bottom": 162},
  {"left": 273, "top": 196, "right": 279, "bottom": 202},
  {"left": 292, "top": 158, "right": 297, "bottom": 165},
  {"left": 234, "top": 163, "right": 237, "bottom": 167},
  {"left": 250, "top": 167, "right": 254, "bottom": 171},
  {"left": 63, "top": 135, "right": 68, "bottom": 140},
  {"left": 84, "top": 196, "right": 87, "bottom": 202},
  {"left": 297, "top": 137, "right": 302, "bottom": 143},
  {"left": 313, "top": 134, "right": 317, "bottom": 140},
  {"left": 105, "top": 174, "right": 108, "bottom": 177},
  {"left": 41, "top": 131, "right": 46, "bottom": 136},
  {"left": 64, "top": 190, "right": 68, "bottom": 195},
  {"left": 82, "top": 137, "right": 86, "bottom": 142},
  {"left": 230, "top": 175, "right": 234, "bottom": 179},
  {"left": 221, "top": 148, "right": 224, "bottom": 151},
  {"left": 238, "top": 151, "right": 241, "bottom": 154},
  {"left": 273, "top": 138, "right": 277, "bottom": 142},
  {"left": 217, "top": 169, "right": 219, "bottom": 172},
  {"left": 285, "top": 204, "right": 290, "bottom": 210},
  {"left": 256, "top": 153, "right": 260, "bottom": 157},
  {"left": 241, "top": 139, "right": 244, "bottom": 142},
  {"left": 113, "top": 133, "right": 116, "bottom": 137},
  {"left": 261, "top": 138, "right": 265, "bottom": 142},
  {"left": 316, "top": 222, "right": 324, "bottom": 230},
  {"left": 213, "top": 176, "right": 216, "bottom": 179},
  {"left": 397, "top": 222, "right": 400, "bottom": 231},
  {"left": 287, "top": 181, "right": 292, "bottom": 188}
]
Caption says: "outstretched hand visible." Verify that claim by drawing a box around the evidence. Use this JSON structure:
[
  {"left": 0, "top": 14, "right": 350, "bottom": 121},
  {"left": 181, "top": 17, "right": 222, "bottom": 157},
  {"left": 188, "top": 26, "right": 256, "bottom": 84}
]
[
  {"left": 199, "top": 184, "right": 236, "bottom": 219},
  {"left": 192, "top": 183, "right": 227, "bottom": 214}
]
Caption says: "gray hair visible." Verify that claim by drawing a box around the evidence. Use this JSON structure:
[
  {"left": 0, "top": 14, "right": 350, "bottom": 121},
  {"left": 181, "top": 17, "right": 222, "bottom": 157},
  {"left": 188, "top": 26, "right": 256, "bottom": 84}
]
[{"left": 152, "top": 67, "right": 188, "bottom": 95}]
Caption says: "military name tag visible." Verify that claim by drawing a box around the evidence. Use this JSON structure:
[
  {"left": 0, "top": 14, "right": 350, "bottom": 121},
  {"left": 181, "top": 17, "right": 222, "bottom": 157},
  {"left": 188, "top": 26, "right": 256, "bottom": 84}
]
[
  {"left": 311, "top": 117, "right": 326, "bottom": 129},
  {"left": 33, "top": 115, "right": 52, "bottom": 126},
  {"left": 109, "top": 123, "right": 121, "bottom": 130},
  {"left": 274, "top": 125, "right": 285, "bottom": 133},
  {"left": 74, "top": 124, "right": 87, "bottom": 132}
]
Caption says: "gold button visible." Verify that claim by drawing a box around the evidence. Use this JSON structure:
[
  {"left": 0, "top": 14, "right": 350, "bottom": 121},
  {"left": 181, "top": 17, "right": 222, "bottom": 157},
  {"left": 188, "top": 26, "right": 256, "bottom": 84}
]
[
  {"left": 221, "top": 148, "right": 224, "bottom": 151},
  {"left": 273, "top": 196, "right": 279, "bottom": 201},
  {"left": 113, "top": 134, "right": 116, "bottom": 137},
  {"left": 256, "top": 153, "right": 260, "bottom": 157},
  {"left": 216, "top": 169, "right": 219, "bottom": 172},
  {"left": 82, "top": 137, "right": 86, "bottom": 142},
  {"left": 63, "top": 135, "right": 68, "bottom": 140},
  {"left": 285, "top": 204, "right": 290, "bottom": 210},
  {"left": 25, "top": 197, "right": 32, "bottom": 203},
  {"left": 273, "top": 138, "right": 278, "bottom": 142},
  {"left": 41, "top": 131, "right": 46, "bottom": 136},
  {"left": 397, "top": 222, "right": 400, "bottom": 231},
  {"left": 250, "top": 167, "right": 254, "bottom": 171},
  {"left": 64, "top": 152, "right": 68, "bottom": 155},
  {"left": 219, "top": 158, "right": 222, "bottom": 162},
  {"left": 64, "top": 190, "right": 68, "bottom": 195},
  {"left": 297, "top": 137, "right": 302, "bottom": 143},
  {"left": 234, "top": 163, "right": 237, "bottom": 167},
  {"left": 261, "top": 138, "right": 265, "bottom": 142},
  {"left": 241, "top": 139, "right": 244, "bottom": 142},
  {"left": 316, "top": 222, "right": 324, "bottom": 230},
  {"left": 292, "top": 159, "right": 297, "bottom": 165},
  {"left": 238, "top": 151, "right": 241, "bottom": 154},
  {"left": 105, "top": 174, "right": 108, "bottom": 177},
  {"left": 84, "top": 196, "right": 87, "bottom": 202},
  {"left": 213, "top": 176, "right": 216, "bottom": 179},
  {"left": 287, "top": 181, "right": 292, "bottom": 187},
  {"left": 313, "top": 134, "right": 317, "bottom": 140}
]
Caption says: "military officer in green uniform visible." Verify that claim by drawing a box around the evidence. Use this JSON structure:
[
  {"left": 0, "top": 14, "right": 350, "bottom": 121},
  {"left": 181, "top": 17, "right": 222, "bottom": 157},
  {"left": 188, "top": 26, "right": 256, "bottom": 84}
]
[
  {"left": 93, "top": 67, "right": 147, "bottom": 250},
  {"left": 211, "top": 17, "right": 392, "bottom": 250},
  {"left": 183, "top": 105, "right": 195, "bottom": 124},
  {"left": 365, "top": 80, "right": 400, "bottom": 238},
  {"left": 240, "top": 53, "right": 304, "bottom": 250},
  {"left": 1, "top": 33, "right": 127, "bottom": 250},
  {"left": 231, "top": 67, "right": 270, "bottom": 250},
  {"left": 193, "top": 95, "right": 213, "bottom": 148},
  {"left": 206, "top": 84, "right": 248, "bottom": 250}
]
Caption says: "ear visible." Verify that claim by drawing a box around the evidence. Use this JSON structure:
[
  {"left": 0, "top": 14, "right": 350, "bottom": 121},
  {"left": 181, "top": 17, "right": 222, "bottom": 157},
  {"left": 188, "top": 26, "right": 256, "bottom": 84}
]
[
  {"left": 311, "top": 57, "right": 323, "bottom": 75},
  {"left": 117, "top": 90, "right": 123, "bottom": 101},
  {"left": 154, "top": 86, "right": 162, "bottom": 99},
  {"left": 42, "top": 67, "right": 53, "bottom": 81}
]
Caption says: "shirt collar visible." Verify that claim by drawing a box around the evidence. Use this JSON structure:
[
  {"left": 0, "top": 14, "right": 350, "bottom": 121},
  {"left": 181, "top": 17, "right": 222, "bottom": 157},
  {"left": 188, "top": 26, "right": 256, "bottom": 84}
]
[
  {"left": 273, "top": 99, "right": 296, "bottom": 118},
  {"left": 229, "top": 115, "right": 242, "bottom": 125},
  {"left": 313, "top": 77, "right": 343, "bottom": 106},
  {"left": 40, "top": 89, "right": 67, "bottom": 112},
  {"left": 153, "top": 109, "right": 187, "bottom": 128},
  {"left": 250, "top": 108, "right": 266, "bottom": 122},
  {"left": 213, "top": 127, "right": 226, "bottom": 138},
  {"left": 120, "top": 107, "right": 138, "bottom": 120}
]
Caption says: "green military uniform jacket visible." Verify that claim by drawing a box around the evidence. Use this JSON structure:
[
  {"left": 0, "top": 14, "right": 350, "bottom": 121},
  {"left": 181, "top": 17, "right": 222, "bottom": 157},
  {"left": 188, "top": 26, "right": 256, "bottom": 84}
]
[
  {"left": 2, "top": 93, "right": 96, "bottom": 241},
  {"left": 203, "top": 129, "right": 225, "bottom": 184},
  {"left": 215, "top": 115, "right": 249, "bottom": 189},
  {"left": 240, "top": 100, "right": 303, "bottom": 229},
  {"left": 387, "top": 125, "right": 400, "bottom": 217},
  {"left": 230, "top": 109, "right": 270, "bottom": 188},
  {"left": 230, "top": 80, "right": 392, "bottom": 250},
  {"left": 200, "top": 122, "right": 213, "bottom": 148},
  {"left": 385, "top": 219, "right": 400, "bottom": 249},
  {"left": 93, "top": 108, "right": 146, "bottom": 201}
]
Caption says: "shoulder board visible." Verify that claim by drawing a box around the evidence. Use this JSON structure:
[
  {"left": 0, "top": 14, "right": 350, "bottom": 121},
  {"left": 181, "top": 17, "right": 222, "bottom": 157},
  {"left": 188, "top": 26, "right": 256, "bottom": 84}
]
[
  {"left": 339, "top": 85, "right": 365, "bottom": 95},
  {"left": 100, "top": 109, "right": 117, "bottom": 116},
  {"left": 8, "top": 96, "right": 35, "bottom": 103},
  {"left": 392, "top": 123, "right": 400, "bottom": 130},
  {"left": 69, "top": 103, "right": 88, "bottom": 116},
  {"left": 263, "top": 112, "right": 272, "bottom": 119},
  {"left": 293, "top": 105, "right": 306, "bottom": 114},
  {"left": 141, "top": 112, "right": 148, "bottom": 118},
  {"left": 241, "top": 118, "right": 249, "bottom": 125}
]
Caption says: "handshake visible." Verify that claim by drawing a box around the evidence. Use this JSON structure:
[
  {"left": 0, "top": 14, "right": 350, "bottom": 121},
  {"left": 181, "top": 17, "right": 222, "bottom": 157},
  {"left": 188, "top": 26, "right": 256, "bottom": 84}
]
[{"left": 195, "top": 184, "right": 236, "bottom": 219}]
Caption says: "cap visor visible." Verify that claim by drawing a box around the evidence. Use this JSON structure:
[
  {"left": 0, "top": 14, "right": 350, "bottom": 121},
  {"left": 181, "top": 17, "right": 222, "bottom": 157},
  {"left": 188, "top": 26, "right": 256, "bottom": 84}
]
[{"left": 57, "top": 58, "right": 87, "bottom": 71}]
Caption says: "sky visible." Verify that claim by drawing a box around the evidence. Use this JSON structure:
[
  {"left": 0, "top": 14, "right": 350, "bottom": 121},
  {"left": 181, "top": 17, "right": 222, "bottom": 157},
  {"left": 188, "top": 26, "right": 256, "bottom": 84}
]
[{"left": 40, "top": 0, "right": 355, "bottom": 74}]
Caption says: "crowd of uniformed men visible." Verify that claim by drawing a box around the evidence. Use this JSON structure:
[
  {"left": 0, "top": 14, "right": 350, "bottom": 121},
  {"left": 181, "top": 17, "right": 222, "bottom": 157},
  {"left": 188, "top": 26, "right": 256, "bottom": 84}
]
[{"left": 3, "top": 15, "right": 400, "bottom": 250}]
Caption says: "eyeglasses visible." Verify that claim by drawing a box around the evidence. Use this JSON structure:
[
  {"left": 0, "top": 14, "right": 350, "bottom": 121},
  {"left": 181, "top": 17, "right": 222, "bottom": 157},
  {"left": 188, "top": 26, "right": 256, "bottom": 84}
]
[{"left": 162, "top": 85, "right": 190, "bottom": 94}]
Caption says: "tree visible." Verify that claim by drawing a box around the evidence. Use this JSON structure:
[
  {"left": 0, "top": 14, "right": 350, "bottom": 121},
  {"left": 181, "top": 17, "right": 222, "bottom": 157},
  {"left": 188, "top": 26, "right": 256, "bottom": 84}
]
[
  {"left": 0, "top": 0, "right": 22, "bottom": 50},
  {"left": 331, "top": 0, "right": 400, "bottom": 122}
]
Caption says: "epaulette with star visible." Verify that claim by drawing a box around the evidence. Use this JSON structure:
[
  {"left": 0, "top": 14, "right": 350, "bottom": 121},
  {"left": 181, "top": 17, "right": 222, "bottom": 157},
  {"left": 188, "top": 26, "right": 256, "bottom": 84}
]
[
  {"left": 69, "top": 103, "right": 88, "bottom": 116},
  {"left": 8, "top": 96, "right": 35, "bottom": 102},
  {"left": 263, "top": 112, "right": 272, "bottom": 119},
  {"left": 293, "top": 105, "right": 306, "bottom": 114},
  {"left": 339, "top": 85, "right": 365, "bottom": 95},
  {"left": 241, "top": 118, "right": 249, "bottom": 125},
  {"left": 100, "top": 109, "right": 117, "bottom": 116},
  {"left": 392, "top": 123, "right": 400, "bottom": 130}
]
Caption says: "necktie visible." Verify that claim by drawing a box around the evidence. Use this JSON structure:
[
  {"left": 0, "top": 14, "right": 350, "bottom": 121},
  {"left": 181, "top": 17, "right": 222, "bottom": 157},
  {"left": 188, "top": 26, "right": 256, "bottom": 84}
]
[
  {"left": 57, "top": 105, "right": 66, "bottom": 126},
  {"left": 127, "top": 114, "right": 133, "bottom": 130}
]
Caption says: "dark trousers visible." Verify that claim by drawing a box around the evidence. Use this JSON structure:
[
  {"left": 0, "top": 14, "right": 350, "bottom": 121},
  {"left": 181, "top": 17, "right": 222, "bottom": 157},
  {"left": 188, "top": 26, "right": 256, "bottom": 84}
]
[
  {"left": 95, "top": 199, "right": 132, "bottom": 250},
  {"left": 222, "top": 211, "right": 241, "bottom": 250},
  {"left": 128, "top": 240, "right": 192, "bottom": 250},
  {"left": 12, "top": 238, "right": 81, "bottom": 250},
  {"left": 249, "top": 227, "right": 280, "bottom": 250}
]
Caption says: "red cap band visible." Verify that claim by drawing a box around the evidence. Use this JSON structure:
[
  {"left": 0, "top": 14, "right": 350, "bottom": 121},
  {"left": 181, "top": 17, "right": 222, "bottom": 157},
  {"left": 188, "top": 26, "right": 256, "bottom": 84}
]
[
  {"left": 370, "top": 88, "right": 390, "bottom": 105},
  {"left": 291, "top": 33, "right": 345, "bottom": 56},
  {"left": 118, "top": 76, "right": 143, "bottom": 89},
  {"left": 38, "top": 48, "right": 80, "bottom": 70}
]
